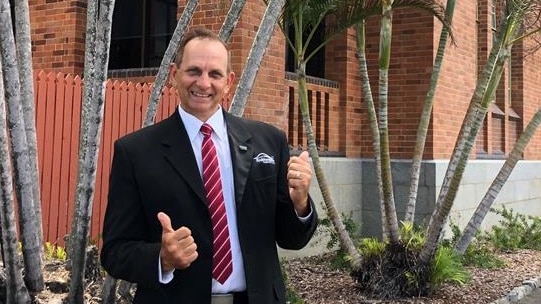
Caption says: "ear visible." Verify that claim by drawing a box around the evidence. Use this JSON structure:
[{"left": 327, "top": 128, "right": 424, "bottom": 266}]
[
  {"left": 224, "top": 71, "right": 235, "bottom": 93},
  {"left": 168, "top": 63, "right": 177, "bottom": 87}
]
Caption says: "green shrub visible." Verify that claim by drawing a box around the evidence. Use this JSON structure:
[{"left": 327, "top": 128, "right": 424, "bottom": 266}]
[
  {"left": 485, "top": 206, "right": 541, "bottom": 251},
  {"left": 319, "top": 213, "right": 361, "bottom": 271}
]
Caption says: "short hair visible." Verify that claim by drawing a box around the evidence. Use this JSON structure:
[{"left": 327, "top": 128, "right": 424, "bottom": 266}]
[{"left": 174, "top": 27, "right": 231, "bottom": 71}]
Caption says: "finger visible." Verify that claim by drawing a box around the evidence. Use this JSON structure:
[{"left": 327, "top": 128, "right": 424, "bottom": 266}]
[
  {"left": 157, "top": 212, "right": 174, "bottom": 233},
  {"left": 299, "top": 151, "right": 309, "bottom": 162}
]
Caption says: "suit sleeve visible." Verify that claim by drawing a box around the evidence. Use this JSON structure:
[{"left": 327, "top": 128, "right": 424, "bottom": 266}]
[
  {"left": 274, "top": 130, "right": 318, "bottom": 250},
  {"left": 100, "top": 140, "right": 162, "bottom": 289}
]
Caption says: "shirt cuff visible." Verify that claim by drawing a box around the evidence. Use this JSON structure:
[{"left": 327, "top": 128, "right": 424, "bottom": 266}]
[
  {"left": 295, "top": 205, "right": 313, "bottom": 223},
  {"left": 158, "top": 256, "right": 174, "bottom": 284}
]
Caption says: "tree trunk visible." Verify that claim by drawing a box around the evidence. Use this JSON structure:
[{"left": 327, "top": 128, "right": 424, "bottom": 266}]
[
  {"left": 0, "top": 57, "right": 32, "bottom": 304},
  {"left": 228, "top": 0, "right": 284, "bottom": 117},
  {"left": 14, "top": 0, "right": 44, "bottom": 256},
  {"left": 68, "top": 0, "right": 115, "bottom": 302},
  {"left": 219, "top": 0, "right": 246, "bottom": 42},
  {"left": 297, "top": 65, "right": 362, "bottom": 271},
  {"left": 377, "top": 1, "right": 400, "bottom": 244},
  {"left": 420, "top": 3, "right": 525, "bottom": 264},
  {"left": 455, "top": 106, "right": 541, "bottom": 254},
  {"left": 0, "top": 0, "right": 43, "bottom": 292},
  {"left": 142, "top": 0, "right": 198, "bottom": 127},
  {"left": 405, "top": 0, "right": 455, "bottom": 223},
  {"left": 354, "top": 22, "right": 386, "bottom": 239}
]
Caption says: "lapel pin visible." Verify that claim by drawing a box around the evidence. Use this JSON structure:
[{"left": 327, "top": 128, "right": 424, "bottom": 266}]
[{"left": 239, "top": 145, "right": 248, "bottom": 151}]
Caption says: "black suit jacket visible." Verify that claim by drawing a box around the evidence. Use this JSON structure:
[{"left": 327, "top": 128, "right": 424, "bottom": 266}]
[{"left": 100, "top": 110, "right": 318, "bottom": 304}]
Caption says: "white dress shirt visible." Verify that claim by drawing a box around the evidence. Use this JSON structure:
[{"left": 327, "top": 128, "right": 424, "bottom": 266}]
[{"left": 159, "top": 105, "right": 246, "bottom": 293}]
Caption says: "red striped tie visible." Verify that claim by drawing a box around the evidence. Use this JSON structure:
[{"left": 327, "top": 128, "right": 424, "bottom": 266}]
[{"left": 200, "top": 123, "right": 233, "bottom": 284}]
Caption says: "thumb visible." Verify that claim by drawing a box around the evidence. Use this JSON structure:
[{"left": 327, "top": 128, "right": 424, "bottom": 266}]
[
  {"left": 157, "top": 212, "right": 174, "bottom": 233},
  {"left": 299, "top": 150, "right": 310, "bottom": 162}
]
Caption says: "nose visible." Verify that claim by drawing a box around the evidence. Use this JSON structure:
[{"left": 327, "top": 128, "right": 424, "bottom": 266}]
[{"left": 196, "top": 74, "right": 211, "bottom": 89}]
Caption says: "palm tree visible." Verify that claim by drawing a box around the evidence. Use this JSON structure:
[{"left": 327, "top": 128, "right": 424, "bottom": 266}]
[
  {"left": 353, "top": 0, "right": 450, "bottom": 243},
  {"left": 419, "top": 0, "right": 537, "bottom": 264},
  {"left": 405, "top": 0, "right": 455, "bottom": 223},
  {"left": 455, "top": 106, "right": 541, "bottom": 254},
  {"left": 274, "top": 0, "right": 377, "bottom": 270},
  {"left": 354, "top": 18, "right": 387, "bottom": 238}
]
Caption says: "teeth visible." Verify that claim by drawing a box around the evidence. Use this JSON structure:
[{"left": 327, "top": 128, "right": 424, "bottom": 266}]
[{"left": 192, "top": 91, "right": 210, "bottom": 97}]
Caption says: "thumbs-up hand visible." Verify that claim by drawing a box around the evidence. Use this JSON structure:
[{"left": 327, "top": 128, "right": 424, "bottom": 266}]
[
  {"left": 287, "top": 151, "right": 312, "bottom": 216},
  {"left": 158, "top": 212, "right": 198, "bottom": 272}
]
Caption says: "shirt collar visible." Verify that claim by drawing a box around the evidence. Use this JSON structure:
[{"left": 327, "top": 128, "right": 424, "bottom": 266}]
[{"left": 177, "top": 105, "right": 227, "bottom": 142}]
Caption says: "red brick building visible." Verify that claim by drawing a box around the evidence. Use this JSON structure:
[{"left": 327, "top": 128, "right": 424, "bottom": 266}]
[
  {"left": 28, "top": 0, "right": 541, "bottom": 161},
  {"left": 26, "top": 0, "right": 541, "bottom": 241}
]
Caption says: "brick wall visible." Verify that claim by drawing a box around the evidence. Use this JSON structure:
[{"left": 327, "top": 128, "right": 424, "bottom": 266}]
[
  {"left": 27, "top": 0, "right": 541, "bottom": 161},
  {"left": 29, "top": 0, "right": 86, "bottom": 74}
]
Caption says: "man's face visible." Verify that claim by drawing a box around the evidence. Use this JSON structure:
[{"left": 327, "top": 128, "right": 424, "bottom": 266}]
[{"left": 172, "top": 38, "right": 235, "bottom": 122}]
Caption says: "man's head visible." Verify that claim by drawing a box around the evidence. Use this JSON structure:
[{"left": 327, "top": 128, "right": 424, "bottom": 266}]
[{"left": 171, "top": 27, "right": 235, "bottom": 122}]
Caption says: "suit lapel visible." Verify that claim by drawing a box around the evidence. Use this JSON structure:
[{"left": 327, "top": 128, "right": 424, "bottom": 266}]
[
  {"left": 224, "top": 112, "right": 252, "bottom": 208},
  {"left": 160, "top": 113, "right": 207, "bottom": 205}
]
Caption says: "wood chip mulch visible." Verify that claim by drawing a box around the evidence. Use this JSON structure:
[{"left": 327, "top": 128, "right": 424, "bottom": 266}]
[{"left": 284, "top": 249, "right": 541, "bottom": 304}]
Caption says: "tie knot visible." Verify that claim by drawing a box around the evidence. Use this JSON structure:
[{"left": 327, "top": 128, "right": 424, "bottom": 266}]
[{"left": 201, "top": 123, "right": 213, "bottom": 137}]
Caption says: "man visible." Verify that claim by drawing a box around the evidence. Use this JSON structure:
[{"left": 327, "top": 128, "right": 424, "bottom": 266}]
[{"left": 100, "top": 27, "right": 318, "bottom": 304}]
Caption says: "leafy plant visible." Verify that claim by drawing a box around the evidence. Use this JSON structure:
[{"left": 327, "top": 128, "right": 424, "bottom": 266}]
[
  {"left": 462, "top": 241, "right": 506, "bottom": 269},
  {"left": 44, "top": 242, "right": 67, "bottom": 261},
  {"left": 399, "top": 221, "right": 425, "bottom": 251},
  {"left": 319, "top": 213, "right": 361, "bottom": 270},
  {"left": 443, "top": 220, "right": 505, "bottom": 269},
  {"left": 358, "top": 238, "right": 385, "bottom": 257},
  {"left": 430, "top": 246, "right": 470, "bottom": 290},
  {"left": 485, "top": 206, "right": 541, "bottom": 251}
]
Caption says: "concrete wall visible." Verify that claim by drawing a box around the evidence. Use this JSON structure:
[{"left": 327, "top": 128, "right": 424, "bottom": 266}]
[
  {"left": 279, "top": 158, "right": 363, "bottom": 259},
  {"left": 279, "top": 158, "right": 541, "bottom": 259}
]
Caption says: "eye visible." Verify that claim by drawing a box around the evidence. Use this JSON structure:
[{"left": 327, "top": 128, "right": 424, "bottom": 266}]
[
  {"left": 186, "top": 68, "right": 201, "bottom": 76},
  {"left": 209, "top": 70, "right": 224, "bottom": 79}
]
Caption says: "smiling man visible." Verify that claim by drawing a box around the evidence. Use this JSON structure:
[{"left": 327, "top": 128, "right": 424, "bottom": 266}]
[{"left": 100, "top": 27, "right": 318, "bottom": 304}]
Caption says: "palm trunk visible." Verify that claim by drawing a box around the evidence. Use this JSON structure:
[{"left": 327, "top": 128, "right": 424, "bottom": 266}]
[
  {"left": 354, "top": 22, "right": 387, "bottom": 239},
  {"left": 68, "top": 0, "right": 115, "bottom": 302},
  {"left": 455, "top": 106, "right": 541, "bottom": 254},
  {"left": 219, "top": 0, "right": 246, "bottom": 42},
  {"left": 296, "top": 62, "right": 362, "bottom": 270},
  {"left": 420, "top": 5, "right": 524, "bottom": 264},
  {"left": 142, "top": 0, "right": 198, "bottom": 127},
  {"left": 0, "top": 58, "right": 32, "bottom": 304},
  {"left": 378, "top": 1, "right": 400, "bottom": 244},
  {"left": 405, "top": 0, "right": 455, "bottom": 222},
  {"left": 229, "top": 0, "right": 285, "bottom": 117},
  {"left": 0, "top": 0, "right": 43, "bottom": 292}
]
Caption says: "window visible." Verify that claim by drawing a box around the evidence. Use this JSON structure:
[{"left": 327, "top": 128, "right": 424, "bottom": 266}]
[
  {"left": 285, "top": 23, "right": 326, "bottom": 78},
  {"left": 109, "top": 0, "right": 177, "bottom": 70},
  {"left": 490, "top": 0, "right": 497, "bottom": 43}
]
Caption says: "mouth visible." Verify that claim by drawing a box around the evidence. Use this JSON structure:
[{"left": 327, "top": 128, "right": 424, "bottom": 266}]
[{"left": 191, "top": 91, "right": 212, "bottom": 98}]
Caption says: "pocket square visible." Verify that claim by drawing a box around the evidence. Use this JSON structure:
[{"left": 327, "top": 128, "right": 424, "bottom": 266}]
[{"left": 253, "top": 153, "right": 275, "bottom": 165}]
